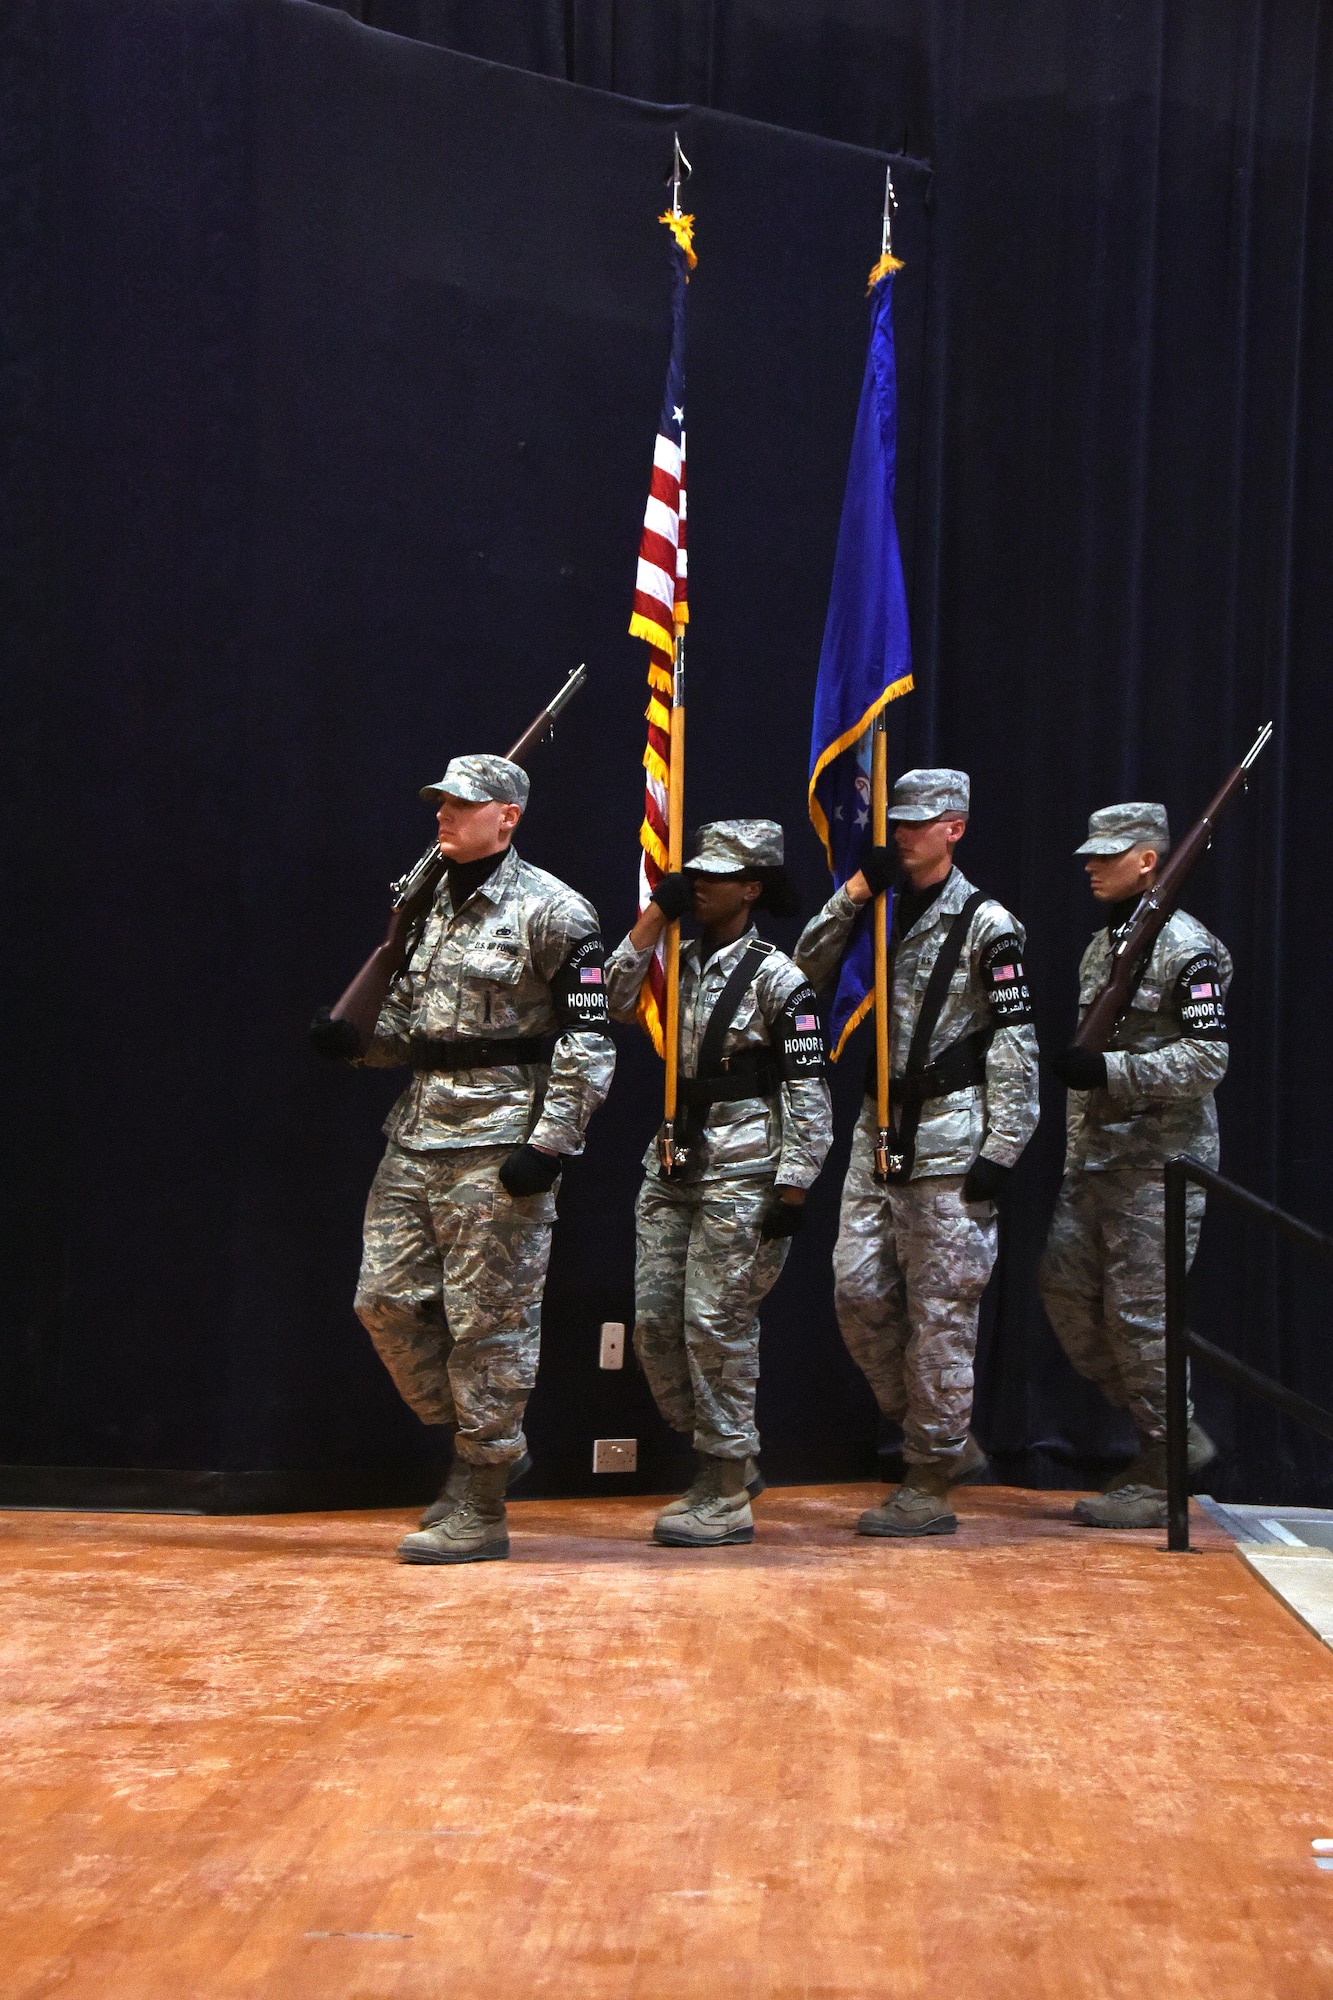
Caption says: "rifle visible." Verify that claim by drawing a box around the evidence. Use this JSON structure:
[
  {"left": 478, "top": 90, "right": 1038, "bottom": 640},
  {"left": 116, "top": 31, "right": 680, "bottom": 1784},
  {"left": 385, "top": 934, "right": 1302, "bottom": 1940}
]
[
  {"left": 1073, "top": 721, "right": 1272, "bottom": 1053},
  {"left": 320, "top": 665, "right": 587, "bottom": 1055}
]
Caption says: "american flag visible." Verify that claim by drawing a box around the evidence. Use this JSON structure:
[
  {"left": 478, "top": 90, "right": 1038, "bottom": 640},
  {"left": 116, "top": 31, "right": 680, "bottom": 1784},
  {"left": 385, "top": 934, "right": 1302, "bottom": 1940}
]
[{"left": 628, "top": 209, "right": 694, "bottom": 1055}]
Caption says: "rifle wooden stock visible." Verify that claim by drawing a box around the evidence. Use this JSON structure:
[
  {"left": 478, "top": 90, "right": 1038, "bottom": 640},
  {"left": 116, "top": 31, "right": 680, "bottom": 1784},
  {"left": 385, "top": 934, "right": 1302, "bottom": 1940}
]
[
  {"left": 326, "top": 906, "right": 424, "bottom": 1054},
  {"left": 325, "top": 666, "right": 588, "bottom": 1053},
  {"left": 1073, "top": 722, "right": 1272, "bottom": 1053}
]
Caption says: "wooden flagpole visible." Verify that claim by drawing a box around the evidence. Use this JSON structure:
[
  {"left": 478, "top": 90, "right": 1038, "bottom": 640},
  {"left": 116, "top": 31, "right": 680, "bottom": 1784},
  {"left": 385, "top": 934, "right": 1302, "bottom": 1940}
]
[
  {"left": 662, "top": 629, "right": 686, "bottom": 1152},
  {"left": 872, "top": 712, "right": 892, "bottom": 1179},
  {"left": 869, "top": 168, "right": 899, "bottom": 1183},
  {"left": 658, "top": 131, "right": 691, "bottom": 1175}
]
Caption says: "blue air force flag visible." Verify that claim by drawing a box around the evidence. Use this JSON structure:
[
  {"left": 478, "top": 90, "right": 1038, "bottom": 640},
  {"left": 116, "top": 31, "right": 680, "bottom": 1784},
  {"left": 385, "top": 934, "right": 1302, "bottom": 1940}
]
[{"left": 807, "top": 263, "right": 913, "bottom": 1059}]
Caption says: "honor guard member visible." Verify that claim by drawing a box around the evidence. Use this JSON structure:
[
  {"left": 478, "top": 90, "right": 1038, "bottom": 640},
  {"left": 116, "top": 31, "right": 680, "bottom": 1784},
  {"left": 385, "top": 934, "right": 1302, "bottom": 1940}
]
[
  {"left": 349, "top": 755, "right": 614, "bottom": 1564},
  {"left": 605, "top": 821, "right": 833, "bottom": 1548},
  {"left": 1038, "top": 803, "right": 1230, "bottom": 1529},
  {"left": 795, "top": 768, "right": 1040, "bottom": 1538}
]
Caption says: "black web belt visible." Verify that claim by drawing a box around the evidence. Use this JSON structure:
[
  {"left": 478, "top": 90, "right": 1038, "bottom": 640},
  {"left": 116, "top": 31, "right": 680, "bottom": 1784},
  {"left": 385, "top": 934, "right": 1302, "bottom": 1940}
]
[
  {"left": 865, "top": 1025, "right": 993, "bottom": 1107},
  {"left": 409, "top": 1034, "right": 556, "bottom": 1071},
  {"left": 677, "top": 1047, "right": 781, "bottom": 1112}
]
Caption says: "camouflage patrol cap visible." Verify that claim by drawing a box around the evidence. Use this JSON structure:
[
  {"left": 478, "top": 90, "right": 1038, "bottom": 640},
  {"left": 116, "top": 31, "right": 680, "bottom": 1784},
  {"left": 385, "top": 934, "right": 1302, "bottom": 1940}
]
[
  {"left": 1074, "top": 802, "right": 1170, "bottom": 857},
  {"left": 685, "top": 819, "right": 785, "bottom": 874},
  {"left": 419, "top": 754, "right": 530, "bottom": 809},
  {"left": 890, "top": 767, "right": 971, "bottom": 822}
]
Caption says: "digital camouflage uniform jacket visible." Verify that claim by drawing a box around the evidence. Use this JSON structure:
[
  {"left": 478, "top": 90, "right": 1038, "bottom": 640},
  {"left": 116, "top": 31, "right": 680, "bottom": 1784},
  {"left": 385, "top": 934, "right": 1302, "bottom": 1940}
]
[
  {"left": 795, "top": 866, "right": 1040, "bottom": 1177},
  {"left": 361, "top": 844, "right": 615, "bottom": 1154},
  {"left": 604, "top": 925, "right": 833, "bottom": 1187},
  {"left": 1065, "top": 907, "right": 1231, "bottom": 1173}
]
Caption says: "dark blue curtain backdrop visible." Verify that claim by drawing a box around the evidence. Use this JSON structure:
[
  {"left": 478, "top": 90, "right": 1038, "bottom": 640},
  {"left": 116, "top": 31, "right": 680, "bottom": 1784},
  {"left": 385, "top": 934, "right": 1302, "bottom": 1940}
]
[{"left": 2, "top": 0, "right": 1330, "bottom": 1506}]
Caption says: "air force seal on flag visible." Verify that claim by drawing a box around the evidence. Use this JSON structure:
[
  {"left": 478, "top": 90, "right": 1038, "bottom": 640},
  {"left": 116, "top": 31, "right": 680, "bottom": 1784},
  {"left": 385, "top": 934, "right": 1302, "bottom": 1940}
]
[{"left": 806, "top": 259, "right": 914, "bottom": 1060}]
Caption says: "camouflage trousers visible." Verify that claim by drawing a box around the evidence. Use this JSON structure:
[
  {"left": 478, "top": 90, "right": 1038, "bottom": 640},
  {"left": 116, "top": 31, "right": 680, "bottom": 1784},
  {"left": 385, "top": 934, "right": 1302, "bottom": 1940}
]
[
  {"left": 633, "top": 1174, "right": 791, "bottom": 1460},
  {"left": 1038, "top": 1169, "right": 1204, "bottom": 1442},
  {"left": 353, "top": 1143, "right": 555, "bottom": 1465},
  {"left": 832, "top": 1123, "right": 999, "bottom": 1472}
]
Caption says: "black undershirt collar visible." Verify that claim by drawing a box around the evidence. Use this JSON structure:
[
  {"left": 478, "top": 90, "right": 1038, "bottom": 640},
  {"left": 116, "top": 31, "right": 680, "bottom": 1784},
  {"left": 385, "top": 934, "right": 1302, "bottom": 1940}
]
[
  {"left": 895, "top": 870, "right": 951, "bottom": 937},
  {"left": 447, "top": 845, "right": 509, "bottom": 907}
]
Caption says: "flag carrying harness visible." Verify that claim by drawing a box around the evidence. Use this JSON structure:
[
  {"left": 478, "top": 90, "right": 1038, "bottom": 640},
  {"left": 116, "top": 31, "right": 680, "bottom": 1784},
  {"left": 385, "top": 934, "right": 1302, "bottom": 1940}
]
[
  {"left": 671, "top": 939, "right": 779, "bottom": 1156},
  {"left": 870, "top": 891, "right": 988, "bottom": 1181}
]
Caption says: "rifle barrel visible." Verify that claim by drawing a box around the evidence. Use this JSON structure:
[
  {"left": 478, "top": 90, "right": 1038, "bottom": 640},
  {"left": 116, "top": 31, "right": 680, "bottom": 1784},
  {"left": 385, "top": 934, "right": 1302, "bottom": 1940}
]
[
  {"left": 505, "top": 663, "right": 587, "bottom": 765},
  {"left": 544, "top": 661, "right": 587, "bottom": 721},
  {"left": 1241, "top": 720, "right": 1273, "bottom": 772}
]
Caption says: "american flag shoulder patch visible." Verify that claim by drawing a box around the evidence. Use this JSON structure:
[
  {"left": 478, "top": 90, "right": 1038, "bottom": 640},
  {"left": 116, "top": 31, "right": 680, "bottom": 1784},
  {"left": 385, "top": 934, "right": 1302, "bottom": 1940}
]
[
  {"left": 1177, "top": 952, "right": 1226, "bottom": 1036},
  {"left": 795, "top": 1013, "right": 818, "bottom": 1032},
  {"left": 981, "top": 931, "right": 1034, "bottom": 1025},
  {"left": 580, "top": 966, "right": 604, "bottom": 985}
]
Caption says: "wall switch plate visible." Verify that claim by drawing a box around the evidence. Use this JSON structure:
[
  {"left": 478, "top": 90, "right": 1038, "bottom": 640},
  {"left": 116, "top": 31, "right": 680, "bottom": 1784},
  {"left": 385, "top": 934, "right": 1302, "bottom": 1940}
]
[
  {"left": 593, "top": 1437, "right": 637, "bottom": 1474},
  {"left": 599, "top": 1322, "right": 626, "bottom": 1370}
]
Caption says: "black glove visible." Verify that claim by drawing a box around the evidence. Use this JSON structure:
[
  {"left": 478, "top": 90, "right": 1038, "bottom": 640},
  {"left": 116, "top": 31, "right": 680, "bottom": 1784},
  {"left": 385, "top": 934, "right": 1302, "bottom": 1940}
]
[
  {"left": 499, "top": 1144, "right": 563, "bottom": 1198},
  {"left": 760, "top": 1190, "right": 806, "bottom": 1239},
  {"left": 1049, "top": 1045, "right": 1108, "bottom": 1091},
  {"left": 651, "top": 872, "right": 692, "bottom": 921},
  {"left": 962, "top": 1155, "right": 1011, "bottom": 1205},
  {"left": 860, "top": 845, "right": 896, "bottom": 898},
  {"left": 309, "top": 1008, "right": 363, "bottom": 1060}
]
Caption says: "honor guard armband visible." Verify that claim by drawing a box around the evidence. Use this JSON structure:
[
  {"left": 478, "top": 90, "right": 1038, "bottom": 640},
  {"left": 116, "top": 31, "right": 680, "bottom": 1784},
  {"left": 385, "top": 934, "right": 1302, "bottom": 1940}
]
[
  {"left": 981, "top": 934, "right": 1034, "bottom": 1025},
  {"left": 550, "top": 934, "right": 610, "bottom": 1029},
  {"left": 773, "top": 983, "right": 827, "bottom": 1079},
  {"left": 1175, "top": 953, "right": 1227, "bottom": 1039}
]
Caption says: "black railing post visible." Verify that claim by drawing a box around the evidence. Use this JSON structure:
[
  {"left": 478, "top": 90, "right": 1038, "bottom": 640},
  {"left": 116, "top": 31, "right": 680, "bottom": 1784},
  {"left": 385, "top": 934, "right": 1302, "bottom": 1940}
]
[{"left": 1164, "top": 1157, "right": 1191, "bottom": 1551}]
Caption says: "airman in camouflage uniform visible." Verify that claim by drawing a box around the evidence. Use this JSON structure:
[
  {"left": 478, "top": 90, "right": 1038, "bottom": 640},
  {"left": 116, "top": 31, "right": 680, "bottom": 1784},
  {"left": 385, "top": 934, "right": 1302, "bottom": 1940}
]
[
  {"left": 1039, "top": 802, "right": 1230, "bottom": 1528},
  {"left": 796, "top": 768, "right": 1041, "bottom": 1537},
  {"left": 340, "top": 754, "right": 614, "bottom": 1564},
  {"left": 606, "top": 821, "right": 833, "bottom": 1548}
]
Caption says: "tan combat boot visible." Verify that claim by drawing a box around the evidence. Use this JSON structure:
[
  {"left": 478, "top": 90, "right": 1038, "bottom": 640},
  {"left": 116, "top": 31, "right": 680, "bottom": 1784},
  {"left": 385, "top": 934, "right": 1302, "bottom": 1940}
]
[
  {"left": 1074, "top": 1441, "right": 1168, "bottom": 1528},
  {"left": 857, "top": 1463, "right": 957, "bottom": 1539},
  {"left": 419, "top": 1450, "right": 532, "bottom": 1528},
  {"left": 656, "top": 1455, "right": 765, "bottom": 1518},
  {"left": 1187, "top": 1421, "right": 1219, "bottom": 1480},
  {"left": 653, "top": 1457, "right": 754, "bottom": 1547},
  {"left": 398, "top": 1462, "right": 510, "bottom": 1564},
  {"left": 1104, "top": 1423, "right": 1215, "bottom": 1495},
  {"left": 953, "top": 1433, "right": 990, "bottom": 1484}
]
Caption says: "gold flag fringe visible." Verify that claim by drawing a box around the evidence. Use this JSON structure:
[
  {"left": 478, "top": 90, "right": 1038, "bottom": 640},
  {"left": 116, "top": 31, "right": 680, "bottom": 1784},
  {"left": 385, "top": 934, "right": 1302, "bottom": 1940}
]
[
  {"left": 865, "top": 251, "right": 904, "bottom": 294},
  {"left": 659, "top": 210, "right": 698, "bottom": 269}
]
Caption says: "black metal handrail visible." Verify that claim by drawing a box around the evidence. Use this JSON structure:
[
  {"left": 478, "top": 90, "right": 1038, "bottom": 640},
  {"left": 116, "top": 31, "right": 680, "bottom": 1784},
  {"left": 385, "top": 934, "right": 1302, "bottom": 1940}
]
[{"left": 1166, "top": 1155, "right": 1333, "bottom": 1550}]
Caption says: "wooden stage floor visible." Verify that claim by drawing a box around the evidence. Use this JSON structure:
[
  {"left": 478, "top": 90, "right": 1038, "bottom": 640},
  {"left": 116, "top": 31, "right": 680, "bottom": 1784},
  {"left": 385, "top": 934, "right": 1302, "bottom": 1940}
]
[{"left": 4, "top": 1486, "right": 1332, "bottom": 1999}]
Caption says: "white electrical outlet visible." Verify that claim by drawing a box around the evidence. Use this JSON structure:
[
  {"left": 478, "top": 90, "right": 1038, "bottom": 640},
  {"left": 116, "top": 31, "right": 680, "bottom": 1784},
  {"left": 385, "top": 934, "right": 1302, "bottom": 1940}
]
[
  {"left": 599, "top": 1321, "right": 626, "bottom": 1370},
  {"left": 593, "top": 1437, "right": 637, "bottom": 1474}
]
